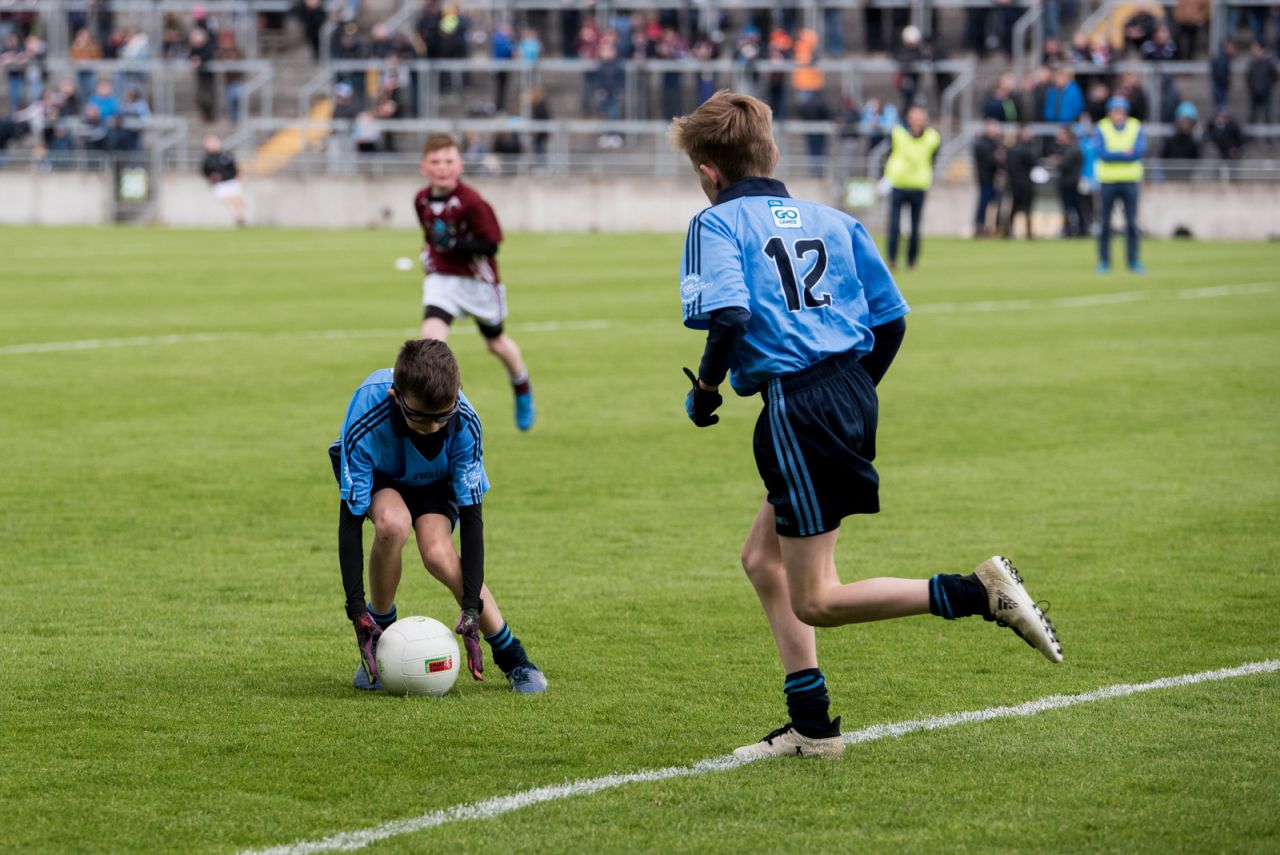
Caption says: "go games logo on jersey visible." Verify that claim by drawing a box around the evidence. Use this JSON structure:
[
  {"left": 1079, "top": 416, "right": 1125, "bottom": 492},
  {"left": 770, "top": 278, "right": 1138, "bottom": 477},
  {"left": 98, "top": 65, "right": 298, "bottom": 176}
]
[{"left": 769, "top": 201, "right": 802, "bottom": 229}]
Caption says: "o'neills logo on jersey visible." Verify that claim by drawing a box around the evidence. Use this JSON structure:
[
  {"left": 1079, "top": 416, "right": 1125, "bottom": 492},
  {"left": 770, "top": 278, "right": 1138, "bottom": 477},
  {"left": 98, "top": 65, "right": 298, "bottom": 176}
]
[
  {"left": 771, "top": 206, "right": 802, "bottom": 228},
  {"left": 680, "top": 273, "right": 707, "bottom": 301},
  {"left": 427, "top": 655, "right": 453, "bottom": 673}
]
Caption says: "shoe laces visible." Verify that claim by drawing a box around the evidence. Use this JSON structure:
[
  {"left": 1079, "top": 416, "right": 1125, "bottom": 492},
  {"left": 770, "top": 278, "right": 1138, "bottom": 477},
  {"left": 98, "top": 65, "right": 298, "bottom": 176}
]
[
  {"left": 509, "top": 664, "right": 539, "bottom": 683},
  {"left": 760, "top": 723, "right": 796, "bottom": 744}
]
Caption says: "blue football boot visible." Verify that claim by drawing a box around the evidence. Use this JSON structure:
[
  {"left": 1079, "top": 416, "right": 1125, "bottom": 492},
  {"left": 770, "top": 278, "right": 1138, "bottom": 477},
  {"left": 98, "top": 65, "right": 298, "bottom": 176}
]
[
  {"left": 515, "top": 388, "right": 535, "bottom": 432},
  {"left": 354, "top": 661, "right": 381, "bottom": 691},
  {"left": 507, "top": 664, "right": 548, "bottom": 693}
]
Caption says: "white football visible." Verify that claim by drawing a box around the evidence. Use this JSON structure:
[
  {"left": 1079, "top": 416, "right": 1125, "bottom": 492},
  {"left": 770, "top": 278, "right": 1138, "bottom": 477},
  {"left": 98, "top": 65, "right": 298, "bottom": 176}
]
[
  {"left": 394, "top": 256, "right": 414, "bottom": 271},
  {"left": 376, "top": 616, "right": 460, "bottom": 696}
]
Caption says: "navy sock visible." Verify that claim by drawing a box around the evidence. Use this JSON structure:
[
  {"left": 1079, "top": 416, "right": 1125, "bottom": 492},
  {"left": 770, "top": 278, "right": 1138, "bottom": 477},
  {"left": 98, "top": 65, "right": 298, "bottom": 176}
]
[
  {"left": 484, "top": 622, "right": 531, "bottom": 675},
  {"left": 784, "top": 669, "right": 835, "bottom": 738},
  {"left": 367, "top": 602, "right": 397, "bottom": 630},
  {"left": 928, "top": 574, "right": 989, "bottom": 620}
]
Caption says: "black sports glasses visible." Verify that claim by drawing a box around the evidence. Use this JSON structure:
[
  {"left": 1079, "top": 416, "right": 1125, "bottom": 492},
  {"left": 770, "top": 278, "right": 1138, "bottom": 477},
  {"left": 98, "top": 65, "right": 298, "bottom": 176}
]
[{"left": 392, "top": 388, "right": 458, "bottom": 424}]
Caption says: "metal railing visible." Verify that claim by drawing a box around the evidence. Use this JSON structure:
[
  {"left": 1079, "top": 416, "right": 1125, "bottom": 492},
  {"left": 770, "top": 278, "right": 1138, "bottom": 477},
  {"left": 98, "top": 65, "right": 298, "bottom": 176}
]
[
  {"left": 938, "top": 119, "right": 1280, "bottom": 177},
  {"left": 42, "top": 0, "right": 292, "bottom": 61},
  {"left": 210, "top": 114, "right": 886, "bottom": 188},
  {"left": 301, "top": 55, "right": 977, "bottom": 120},
  {"left": 43, "top": 59, "right": 276, "bottom": 125}
]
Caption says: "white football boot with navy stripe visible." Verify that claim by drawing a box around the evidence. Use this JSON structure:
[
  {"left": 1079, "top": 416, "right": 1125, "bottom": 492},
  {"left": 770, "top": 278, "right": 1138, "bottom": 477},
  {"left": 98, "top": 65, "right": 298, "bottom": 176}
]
[
  {"left": 974, "top": 556, "right": 1063, "bottom": 663},
  {"left": 733, "top": 718, "right": 844, "bottom": 759}
]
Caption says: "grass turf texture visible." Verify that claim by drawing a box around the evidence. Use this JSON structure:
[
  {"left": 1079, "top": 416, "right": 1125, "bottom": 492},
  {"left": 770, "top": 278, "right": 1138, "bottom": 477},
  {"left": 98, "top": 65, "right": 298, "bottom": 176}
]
[{"left": 1, "top": 227, "right": 1277, "bottom": 853}]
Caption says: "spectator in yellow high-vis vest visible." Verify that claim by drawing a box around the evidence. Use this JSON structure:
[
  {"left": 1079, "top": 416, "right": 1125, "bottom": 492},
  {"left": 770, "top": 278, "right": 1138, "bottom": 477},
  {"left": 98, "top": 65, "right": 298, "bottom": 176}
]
[
  {"left": 883, "top": 105, "right": 941, "bottom": 270},
  {"left": 1091, "top": 95, "right": 1147, "bottom": 274}
]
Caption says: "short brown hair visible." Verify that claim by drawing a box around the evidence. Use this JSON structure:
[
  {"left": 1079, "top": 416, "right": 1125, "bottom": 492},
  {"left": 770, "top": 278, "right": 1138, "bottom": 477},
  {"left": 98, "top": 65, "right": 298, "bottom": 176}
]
[
  {"left": 393, "top": 339, "right": 460, "bottom": 409},
  {"left": 423, "top": 133, "right": 458, "bottom": 156},
  {"left": 668, "top": 90, "right": 776, "bottom": 184}
]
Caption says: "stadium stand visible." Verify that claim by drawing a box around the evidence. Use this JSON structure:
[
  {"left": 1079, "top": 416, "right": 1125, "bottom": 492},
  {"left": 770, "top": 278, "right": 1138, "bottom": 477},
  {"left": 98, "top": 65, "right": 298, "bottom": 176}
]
[{"left": 1, "top": 0, "right": 1277, "bottom": 227}]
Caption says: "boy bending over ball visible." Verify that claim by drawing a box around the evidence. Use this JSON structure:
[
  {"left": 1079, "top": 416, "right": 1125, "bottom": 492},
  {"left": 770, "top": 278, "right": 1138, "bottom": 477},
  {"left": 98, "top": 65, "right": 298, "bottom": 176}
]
[{"left": 330, "top": 339, "right": 548, "bottom": 693}]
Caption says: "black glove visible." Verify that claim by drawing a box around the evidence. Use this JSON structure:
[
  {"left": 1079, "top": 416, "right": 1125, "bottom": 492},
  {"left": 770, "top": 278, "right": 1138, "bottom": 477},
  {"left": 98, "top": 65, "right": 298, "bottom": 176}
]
[
  {"left": 429, "top": 217, "right": 457, "bottom": 251},
  {"left": 683, "top": 367, "right": 723, "bottom": 427}
]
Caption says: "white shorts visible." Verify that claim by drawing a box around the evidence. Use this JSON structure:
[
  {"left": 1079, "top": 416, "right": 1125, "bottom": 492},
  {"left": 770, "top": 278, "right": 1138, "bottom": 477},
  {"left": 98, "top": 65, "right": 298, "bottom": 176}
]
[
  {"left": 212, "top": 179, "right": 243, "bottom": 200},
  {"left": 423, "top": 273, "right": 508, "bottom": 329}
]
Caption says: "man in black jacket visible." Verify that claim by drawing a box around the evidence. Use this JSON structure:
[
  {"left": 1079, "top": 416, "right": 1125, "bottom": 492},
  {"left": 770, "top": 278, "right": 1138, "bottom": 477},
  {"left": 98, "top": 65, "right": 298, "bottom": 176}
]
[
  {"left": 1246, "top": 41, "right": 1278, "bottom": 124},
  {"left": 1210, "top": 38, "right": 1234, "bottom": 112},
  {"left": 1004, "top": 123, "right": 1037, "bottom": 239},
  {"left": 1055, "top": 125, "right": 1085, "bottom": 237},
  {"left": 972, "top": 118, "right": 1005, "bottom": 237}
]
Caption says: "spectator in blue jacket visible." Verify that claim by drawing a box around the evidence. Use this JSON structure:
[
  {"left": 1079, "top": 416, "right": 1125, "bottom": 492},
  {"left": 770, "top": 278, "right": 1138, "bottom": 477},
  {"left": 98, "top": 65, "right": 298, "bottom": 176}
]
[
  {"left": 491, "top": 23, "right": 514, "bottom": 110},
  {"left": 1042, "top": 68, "right": 1084, "bottom": 122}
]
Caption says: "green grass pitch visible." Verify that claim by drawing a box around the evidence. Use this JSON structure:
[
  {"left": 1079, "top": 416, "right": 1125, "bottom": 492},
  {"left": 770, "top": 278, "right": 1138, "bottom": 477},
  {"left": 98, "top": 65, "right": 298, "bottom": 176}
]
[{"left": 1, "top": 226, "right": 1277, "bottom": 853}]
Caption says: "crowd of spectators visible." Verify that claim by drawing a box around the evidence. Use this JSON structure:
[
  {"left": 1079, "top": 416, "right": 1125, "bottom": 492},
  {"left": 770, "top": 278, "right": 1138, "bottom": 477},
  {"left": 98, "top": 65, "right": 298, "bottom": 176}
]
[{"left": 2, "top": 0, "right": 1279, "bottom": 169}]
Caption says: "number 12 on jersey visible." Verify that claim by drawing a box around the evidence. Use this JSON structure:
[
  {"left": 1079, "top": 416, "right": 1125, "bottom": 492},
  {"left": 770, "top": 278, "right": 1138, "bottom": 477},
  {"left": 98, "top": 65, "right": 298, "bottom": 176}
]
[{"left": 763, "top": 237, "right": 831, "bottom": 312}]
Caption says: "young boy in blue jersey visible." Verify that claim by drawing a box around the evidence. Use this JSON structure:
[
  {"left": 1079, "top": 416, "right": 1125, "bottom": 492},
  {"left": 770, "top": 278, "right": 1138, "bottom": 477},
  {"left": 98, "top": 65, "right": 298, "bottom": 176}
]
[
  {"left": 671, "top": 91, "right": 1061, "bottom": 758},
  {"left": 330, "top": 338, "right": 548, "bottom": 693}
]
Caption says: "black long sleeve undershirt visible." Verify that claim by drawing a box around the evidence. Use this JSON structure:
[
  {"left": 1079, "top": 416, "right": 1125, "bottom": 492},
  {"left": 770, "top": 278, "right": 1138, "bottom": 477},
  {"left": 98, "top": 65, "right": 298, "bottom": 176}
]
[
  {"left": 338, "top": 503, "right": 368, "bottom": 620},
  {"left": 457, "top": 503, "right": 484, "bottom": 614},
  {"left": 859, "top": 316, "right": 907, "bottom": 385},
  {"left": 337, "top": 500, "right": 485, "bottom": 619},
  {"left": 697, "top": 306, "right": 752, "bottom": 387}
]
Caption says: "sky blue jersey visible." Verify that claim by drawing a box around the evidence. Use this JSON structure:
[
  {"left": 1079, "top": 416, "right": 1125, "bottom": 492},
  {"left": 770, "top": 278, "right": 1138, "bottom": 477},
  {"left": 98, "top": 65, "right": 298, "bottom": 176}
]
[
  {"left": 680, "top": 178, "right": 909, "bottom": 396},
  {"left": 330, "top": 369, "right": 488, "bottom": 516}
]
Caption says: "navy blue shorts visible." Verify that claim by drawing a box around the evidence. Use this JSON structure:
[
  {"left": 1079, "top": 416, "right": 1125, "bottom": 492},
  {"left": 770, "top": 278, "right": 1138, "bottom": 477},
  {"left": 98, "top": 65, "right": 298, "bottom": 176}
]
[
  {"left": 753, "top": 351, "right": 880, "bottom": 538},
  {"left": 328, "top": 445, "right": 458, "bottom": 525}
]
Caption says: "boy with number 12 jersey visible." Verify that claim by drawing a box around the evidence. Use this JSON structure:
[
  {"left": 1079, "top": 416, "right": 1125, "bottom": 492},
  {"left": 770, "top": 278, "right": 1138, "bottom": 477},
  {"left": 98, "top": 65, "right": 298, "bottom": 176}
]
[{"left": 672, "top": 91, "right": 1062, "bottom": 759}]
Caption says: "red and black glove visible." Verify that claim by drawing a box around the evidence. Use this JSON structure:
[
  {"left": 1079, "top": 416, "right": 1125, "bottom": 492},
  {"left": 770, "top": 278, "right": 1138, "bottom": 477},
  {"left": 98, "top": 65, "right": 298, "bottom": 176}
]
[
  {"left": 352, "top": 611, "right": 383, "bottom": 681},
  {"left": 454, "top": 608, "right": 484, "bottom": 681}
]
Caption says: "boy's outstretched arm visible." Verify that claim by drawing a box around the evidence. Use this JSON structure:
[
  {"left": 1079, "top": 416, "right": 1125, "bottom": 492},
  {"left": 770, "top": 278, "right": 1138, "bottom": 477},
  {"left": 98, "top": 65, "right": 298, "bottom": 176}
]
[
  {"left": 338, "top": 503, "right": 381, "bottom": 677},
  {"left": 685, "top": 306, "right": 751, "bottom": 426},
  {"left": 455, "top": 503, "right": 485, "bottom": 680}
]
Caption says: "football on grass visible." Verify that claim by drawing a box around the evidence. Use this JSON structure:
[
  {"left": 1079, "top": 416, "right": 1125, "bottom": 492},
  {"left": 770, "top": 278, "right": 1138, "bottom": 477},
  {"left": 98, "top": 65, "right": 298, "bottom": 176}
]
[{"left": 376, "top": 616, "right": 460, "bottom": 696}]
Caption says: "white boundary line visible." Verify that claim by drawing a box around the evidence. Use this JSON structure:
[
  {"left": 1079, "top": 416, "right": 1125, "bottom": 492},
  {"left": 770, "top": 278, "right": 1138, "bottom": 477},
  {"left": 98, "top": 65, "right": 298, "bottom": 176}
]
[
  {"left": 2, "top": 283, "right": 1274, "bottom": 358},
  {"left": 242, "top": 659, "right": 1280, "bottom": 855}
]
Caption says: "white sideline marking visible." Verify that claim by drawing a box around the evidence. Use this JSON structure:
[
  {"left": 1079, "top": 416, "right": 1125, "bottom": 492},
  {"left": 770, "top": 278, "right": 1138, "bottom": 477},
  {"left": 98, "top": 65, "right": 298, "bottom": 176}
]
[
  {"left": 242, "top": 659, "right": 1280, "bottom": 855},
  {"left": 2, "top": 283, "right": 1275, "bottom": 357},
  {"left": 0, "top": 320, "right": 612, "bottom": 356}
]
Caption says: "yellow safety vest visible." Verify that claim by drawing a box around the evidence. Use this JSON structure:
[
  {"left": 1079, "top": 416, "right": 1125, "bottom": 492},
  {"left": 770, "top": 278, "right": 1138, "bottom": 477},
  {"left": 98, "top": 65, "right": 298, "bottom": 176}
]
[
  {"left": 885, "top": 125, "right": 941, "bottom": 191},
  {"left": 1097, "top": 118, "right": 1144, "bottom": 184}
]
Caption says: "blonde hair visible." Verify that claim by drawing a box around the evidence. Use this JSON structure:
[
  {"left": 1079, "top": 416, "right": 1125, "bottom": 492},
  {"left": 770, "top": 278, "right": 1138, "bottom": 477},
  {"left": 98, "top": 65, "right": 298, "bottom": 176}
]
[{"left": 668, "top": 90, "right": 776, "bottom": 184}]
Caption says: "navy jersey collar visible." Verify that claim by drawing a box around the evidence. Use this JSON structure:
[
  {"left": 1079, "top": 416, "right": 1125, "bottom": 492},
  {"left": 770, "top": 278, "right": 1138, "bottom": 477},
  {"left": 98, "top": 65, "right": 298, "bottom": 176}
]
[{"left": 715, "top": 177, "right": 790, "bottom": 205}]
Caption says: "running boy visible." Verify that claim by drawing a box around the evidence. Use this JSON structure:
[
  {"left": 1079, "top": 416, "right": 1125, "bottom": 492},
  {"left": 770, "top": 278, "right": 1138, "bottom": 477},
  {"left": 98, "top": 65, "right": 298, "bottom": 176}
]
[
  {"left": 330, "top": 338, "right": 548, "bottom": 693},
  {"left": 415, "top": 134, "right": 535, "bottom": 432},
  {"left": 671, "top": 91, "right": 1061, "bottom": 758}
]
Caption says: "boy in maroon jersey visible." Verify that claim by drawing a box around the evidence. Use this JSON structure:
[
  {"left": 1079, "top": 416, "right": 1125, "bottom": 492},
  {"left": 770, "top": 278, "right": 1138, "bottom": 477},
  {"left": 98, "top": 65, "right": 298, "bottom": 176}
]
[{"left": 414, "top": 134, "right": 535, "bottom": 431}]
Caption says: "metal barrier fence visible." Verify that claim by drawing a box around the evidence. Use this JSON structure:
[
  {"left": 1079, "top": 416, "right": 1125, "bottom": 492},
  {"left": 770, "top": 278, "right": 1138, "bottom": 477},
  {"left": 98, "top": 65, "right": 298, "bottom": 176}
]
[{"left": 40, "top": 59, "right": 275, "bottom": 125}]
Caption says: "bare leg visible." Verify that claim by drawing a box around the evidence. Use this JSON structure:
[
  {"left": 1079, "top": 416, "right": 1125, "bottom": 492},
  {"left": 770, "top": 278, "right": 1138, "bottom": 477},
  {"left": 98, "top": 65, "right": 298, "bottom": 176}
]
[
  {"left": 484, "top": 332, "right": 527, "bottom": 381},
  {"left": 366, "top": 488, "right": 412, "bottom": 613},
  {"left": 420, "top": 315, "right": 451, "bottom": 341},
  {"left": 741, "top": 499, "right": 819, "bottom": 674},
  {"left": 414, "top": 513, "right": 505, "bottom": 635},
  {"left": 779, "top": 528, "right": 930, "bottom": 627},
  {"left": 226, "top": 192, "right": 246, "bottom": 224}
]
